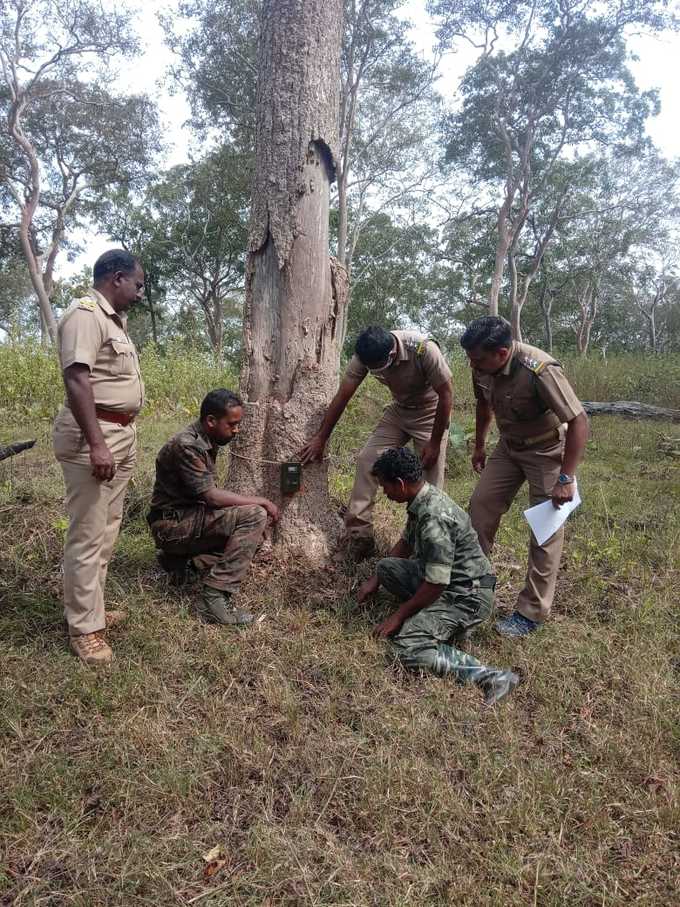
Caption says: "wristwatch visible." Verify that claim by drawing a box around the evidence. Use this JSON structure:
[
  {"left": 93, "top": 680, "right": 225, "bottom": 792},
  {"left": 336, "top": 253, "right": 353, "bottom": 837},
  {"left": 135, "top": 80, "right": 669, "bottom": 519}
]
[{"left": 558, "top": 473, "right": 575, "bottom": 485}]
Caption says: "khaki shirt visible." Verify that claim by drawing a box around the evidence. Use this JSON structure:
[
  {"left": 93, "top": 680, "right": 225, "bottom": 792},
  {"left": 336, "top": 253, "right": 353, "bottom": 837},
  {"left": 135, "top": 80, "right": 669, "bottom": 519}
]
[
  {"left": 401, "top": 483, "right": 492, "bottom": 587},
  {"left": 344, "top": 330, "right": 452, "bottom": 408},
  {"left": 57, "top": 288, "right": 144, "bottom": 413},
  {"left": 472, "top": 341, "right": 583, "bottom": 441}
]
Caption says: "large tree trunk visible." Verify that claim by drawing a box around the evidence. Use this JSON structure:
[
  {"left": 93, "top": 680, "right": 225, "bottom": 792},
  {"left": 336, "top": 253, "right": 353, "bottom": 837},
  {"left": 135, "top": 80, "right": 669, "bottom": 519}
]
[{"left": 229, "top": 0, "right": 348, "bottom": 562}]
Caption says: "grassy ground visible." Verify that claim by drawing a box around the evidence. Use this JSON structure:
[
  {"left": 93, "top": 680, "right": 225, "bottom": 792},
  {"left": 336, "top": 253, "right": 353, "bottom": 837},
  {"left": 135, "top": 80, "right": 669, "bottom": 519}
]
[{"left": 1, "top": 385, "right": 679, "bottom": 904}]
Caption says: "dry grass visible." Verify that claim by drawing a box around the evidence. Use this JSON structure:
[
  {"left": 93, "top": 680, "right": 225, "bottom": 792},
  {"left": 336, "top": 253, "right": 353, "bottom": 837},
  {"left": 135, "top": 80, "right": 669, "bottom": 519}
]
[{"left": 1, "top": 393, "right": 679, "bottom": 905}]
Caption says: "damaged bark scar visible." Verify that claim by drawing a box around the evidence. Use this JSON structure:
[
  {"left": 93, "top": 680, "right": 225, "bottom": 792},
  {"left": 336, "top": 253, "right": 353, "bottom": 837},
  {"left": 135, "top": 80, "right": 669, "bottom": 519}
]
[{"left": 312, "top": 139, "right": 336, "bottom": 183}]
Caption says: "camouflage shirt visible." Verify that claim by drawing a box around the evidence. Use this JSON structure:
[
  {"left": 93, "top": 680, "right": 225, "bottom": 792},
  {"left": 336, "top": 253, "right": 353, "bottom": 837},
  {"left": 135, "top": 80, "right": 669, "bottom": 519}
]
[
  {"left": 402, "top": 483, "right": 492, "bottom": 587},
  {"left": 150, "top": 421, "right": 218, "bottom": 511}
]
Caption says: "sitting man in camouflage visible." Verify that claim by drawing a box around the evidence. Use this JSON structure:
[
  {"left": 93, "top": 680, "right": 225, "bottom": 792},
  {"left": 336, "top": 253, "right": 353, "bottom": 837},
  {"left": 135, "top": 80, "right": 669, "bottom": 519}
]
[
  {"left": 357, "top": 447, "right": 518, "bottom": 706},
  {"left": 147, "top": 389, "right": 279, "bottom": 625}
]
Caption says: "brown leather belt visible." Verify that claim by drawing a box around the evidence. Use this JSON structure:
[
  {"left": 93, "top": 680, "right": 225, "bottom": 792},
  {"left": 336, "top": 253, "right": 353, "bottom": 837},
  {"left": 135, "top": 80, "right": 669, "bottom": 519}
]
[
  {"left": 504, "top": 427, "right": 560, "bottom": 449},
  {"left": 96, "top": 407, "right": 136, "bottom": 426}
]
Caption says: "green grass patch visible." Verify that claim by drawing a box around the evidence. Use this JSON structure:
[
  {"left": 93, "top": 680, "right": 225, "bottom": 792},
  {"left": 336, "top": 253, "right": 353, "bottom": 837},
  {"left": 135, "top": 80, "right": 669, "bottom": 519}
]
[{"left": 1, "top": 358, "right": 679, "bottom": 904}]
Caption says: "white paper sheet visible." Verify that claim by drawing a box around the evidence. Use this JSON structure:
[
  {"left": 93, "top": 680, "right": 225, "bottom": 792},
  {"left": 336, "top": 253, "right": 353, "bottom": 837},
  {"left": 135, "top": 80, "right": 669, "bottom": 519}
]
[{"left": 523, "top": 486, "right": 581, "bottom": 546}]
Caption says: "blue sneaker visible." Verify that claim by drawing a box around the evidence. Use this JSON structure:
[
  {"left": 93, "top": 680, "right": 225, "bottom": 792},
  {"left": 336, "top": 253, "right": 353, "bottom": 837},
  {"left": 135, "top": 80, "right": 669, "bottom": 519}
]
[{"left": 495, "top": 611, "right": 540, "bottom": 638}]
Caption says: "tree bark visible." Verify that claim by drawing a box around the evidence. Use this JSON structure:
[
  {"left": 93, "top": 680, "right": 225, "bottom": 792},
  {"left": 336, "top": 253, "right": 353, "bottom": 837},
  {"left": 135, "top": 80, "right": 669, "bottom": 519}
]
[
  {"left": 488, "top": 200, "right": 510, "bottom": 317},
  {"left": 582, "top": 401, "right": 680, "bottom": 423},
  {"left": 538, "top": 282, "right": 553, "bottom": 353},
  {"left": 229, "top": 0, "right": 348, "bottom": 562}
]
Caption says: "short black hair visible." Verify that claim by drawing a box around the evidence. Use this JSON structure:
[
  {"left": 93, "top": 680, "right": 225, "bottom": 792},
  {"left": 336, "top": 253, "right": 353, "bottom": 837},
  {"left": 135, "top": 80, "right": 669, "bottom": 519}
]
[
  {"left": 93, "top": 249, "right": 140, "bottom": 283},
  {"left": 371, "top": 447, "right": 423, "bottom": 483},
  {"left": 355, "top": 326, "right": 394, "bottom": 367},
  {"left": 460, "top": 316, "right": 512, "bottom": 352},
  {"left": 200, "top": 388, "right": 243, "bottom": 420}
]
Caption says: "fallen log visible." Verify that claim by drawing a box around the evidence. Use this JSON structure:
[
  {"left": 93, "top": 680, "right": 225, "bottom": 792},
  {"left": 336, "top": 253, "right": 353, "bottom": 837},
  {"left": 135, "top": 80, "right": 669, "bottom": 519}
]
[
  {"left": 0, "top": 440, "right": 36, "bottom": 462},
  {"left": 582, "top": 401, "right": 680, "bottom": 423}
]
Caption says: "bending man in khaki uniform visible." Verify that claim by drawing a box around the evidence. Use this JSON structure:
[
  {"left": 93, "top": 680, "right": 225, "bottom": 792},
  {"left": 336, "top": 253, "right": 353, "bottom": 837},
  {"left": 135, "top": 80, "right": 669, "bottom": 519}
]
[
  {"left": 53, "top": 249, "right": 145, "bottom": 666},
  {"left": 461, "top": 316, "right": 589, "bottom": 638},
  {"left": 300, "top": 325, "right": 453, "bottom": 559},
  {"left": 148, "top": 389, "right": 279, "bottom": 626}
]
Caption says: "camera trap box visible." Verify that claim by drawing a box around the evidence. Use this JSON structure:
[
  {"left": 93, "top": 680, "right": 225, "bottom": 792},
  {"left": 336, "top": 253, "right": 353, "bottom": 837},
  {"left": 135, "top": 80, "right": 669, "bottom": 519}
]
[{"left": 280, "top": 461, "right": 302, "bottom": 494}]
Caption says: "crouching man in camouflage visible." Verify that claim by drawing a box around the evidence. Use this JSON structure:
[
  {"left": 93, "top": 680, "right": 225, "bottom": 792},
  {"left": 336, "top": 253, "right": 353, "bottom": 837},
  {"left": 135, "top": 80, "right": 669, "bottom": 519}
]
[
  {"left": 147, "top": 389, "right": 279, "bottom": 625},
  {"left": 357, "top": 448, "right": 518, "bottom": 706}
]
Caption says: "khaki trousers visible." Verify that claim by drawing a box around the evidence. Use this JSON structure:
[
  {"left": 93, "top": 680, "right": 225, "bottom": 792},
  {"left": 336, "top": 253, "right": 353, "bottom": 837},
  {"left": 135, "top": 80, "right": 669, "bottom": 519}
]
[
  {"left": 469, "top": 436, "right": 563, "bottom": 624},
  {"left": 344, "top": 401, "right": 448, "bottom": 538},
  {"left": 53, "top": 407, "right": 136, "bottom": 636}
]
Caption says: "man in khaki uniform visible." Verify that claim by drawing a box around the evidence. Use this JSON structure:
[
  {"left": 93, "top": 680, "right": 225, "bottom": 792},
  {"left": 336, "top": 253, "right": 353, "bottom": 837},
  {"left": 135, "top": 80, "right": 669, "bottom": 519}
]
[
  {"left": 461, "top": 316, "right": 589, "bottom": 637},
  {"left": 53, "top": 249, "right": 145, "bottom": 666},
  {"left": 300, "top": 325, "right": 453, "bottom": 558}
]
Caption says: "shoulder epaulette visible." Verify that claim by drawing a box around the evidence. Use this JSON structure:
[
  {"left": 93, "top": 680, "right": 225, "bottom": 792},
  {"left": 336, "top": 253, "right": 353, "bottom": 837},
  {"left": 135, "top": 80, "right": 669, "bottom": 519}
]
[
  {"left": 518, "top": 354, "right": 548, "bottom": 375},
  {"left": 416, "top": 338, "right": 440, "bottom": 355},
  {"left": 76, "top": 297, "right": 96, "bottom": 312}
]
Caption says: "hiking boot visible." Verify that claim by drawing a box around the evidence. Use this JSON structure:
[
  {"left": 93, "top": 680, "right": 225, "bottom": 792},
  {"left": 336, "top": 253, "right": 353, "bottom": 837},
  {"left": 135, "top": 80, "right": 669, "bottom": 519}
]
[
  {"left": 70, "top": 632, "right": 113, "bottom": 667},
  {"left": 105, "top": 610, "right": 127, "bottom": 629},
  {"left": 156, "top": 550, "right": 196, "bottom": 586},
  {"left": 196, "top": 587, "right": 255, "bottom": 626},
  {"left": 479, "top": 669, "right": 520, "bottom": 706},
  {"left": 347, "top": 537, "right": 376, "bottom": 562},
  {"left": 495, "top": 611, "right": 540, "bottom": 638}
]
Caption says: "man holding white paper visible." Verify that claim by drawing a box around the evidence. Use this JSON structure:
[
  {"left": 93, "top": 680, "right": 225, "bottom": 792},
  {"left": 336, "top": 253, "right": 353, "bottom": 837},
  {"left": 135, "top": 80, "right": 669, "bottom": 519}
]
[{"left": 460, "top": 317, "right": 589, "bottom": 638}]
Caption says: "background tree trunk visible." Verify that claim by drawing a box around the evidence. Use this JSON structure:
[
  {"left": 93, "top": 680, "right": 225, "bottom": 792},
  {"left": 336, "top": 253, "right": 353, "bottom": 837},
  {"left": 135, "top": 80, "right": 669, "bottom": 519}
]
[
  {"left": 229, "top": 0, "right": 348, "bottom": 562},
  {"left": 538, "top": 283, "right": 553, "bottom": 353},
  {"left": 582, "top": 401, "right": 680, "bottom": 422}
]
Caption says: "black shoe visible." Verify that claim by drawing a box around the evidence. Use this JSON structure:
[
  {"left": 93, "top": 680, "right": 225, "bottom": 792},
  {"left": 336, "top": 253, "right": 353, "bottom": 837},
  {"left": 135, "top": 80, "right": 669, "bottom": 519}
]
[{"left": 156, "top": 551, "right": 195, "bottom": 586}]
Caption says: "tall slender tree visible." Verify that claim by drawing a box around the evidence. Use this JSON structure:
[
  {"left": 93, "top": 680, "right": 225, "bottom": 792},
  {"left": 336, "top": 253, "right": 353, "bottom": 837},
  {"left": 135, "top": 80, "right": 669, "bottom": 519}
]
[
  {"left": 433, "top": 0, "right": 671, "bottom": 334},
  {"left": 229, "top": 0, "right": 348, "bottom": 559},
  {"left": 0, "top": 0, "right": 158, "bottom": 342}
]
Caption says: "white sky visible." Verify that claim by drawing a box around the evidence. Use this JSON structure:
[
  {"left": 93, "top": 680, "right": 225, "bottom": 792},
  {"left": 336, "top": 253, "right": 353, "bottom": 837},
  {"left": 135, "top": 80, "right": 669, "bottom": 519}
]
[{"left": 73, "top": 0, "right": 680, "bottom": 274}]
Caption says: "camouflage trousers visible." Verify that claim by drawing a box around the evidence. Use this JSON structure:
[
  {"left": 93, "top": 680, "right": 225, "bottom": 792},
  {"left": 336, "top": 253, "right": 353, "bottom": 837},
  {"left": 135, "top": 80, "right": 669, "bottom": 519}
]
[
  {"left": 149, "top": 504, "right": 266, "bottom": 594},
  {"left": 377, "top": 557, "right": 496, "bottom": 682}
]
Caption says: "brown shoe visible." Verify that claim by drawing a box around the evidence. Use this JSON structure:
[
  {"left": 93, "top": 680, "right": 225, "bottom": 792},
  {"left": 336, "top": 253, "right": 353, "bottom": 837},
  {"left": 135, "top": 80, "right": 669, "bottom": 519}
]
[
  {"left": 70, "top": 632, "right": 113, "bottom": 667},
  {"left": 105, "top": 610, "right": 127, "bottom": 629}
]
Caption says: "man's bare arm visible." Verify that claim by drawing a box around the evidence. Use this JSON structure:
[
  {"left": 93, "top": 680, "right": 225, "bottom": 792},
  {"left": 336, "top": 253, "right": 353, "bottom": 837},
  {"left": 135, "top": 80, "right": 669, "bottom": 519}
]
[
  {"left": 356, "top": 537, "right": 412, "bottom": 603},
  {"left": 472, "top": 398, "right": 494, "bottom": 474},
  {"left": 374, "top": 580, "right": 446, "bottom": 638},
  {"left": 299, "top": 378, "right": 362, "bottom": 464},
  {"left": 551, "top": 411, "right": 589, "bottom": 507},
  {"left": 421, "top": 380, "right": 453, "bottom": 469},
  {"left": 202, "top": 487, "right": 280, "bottom": 522}
]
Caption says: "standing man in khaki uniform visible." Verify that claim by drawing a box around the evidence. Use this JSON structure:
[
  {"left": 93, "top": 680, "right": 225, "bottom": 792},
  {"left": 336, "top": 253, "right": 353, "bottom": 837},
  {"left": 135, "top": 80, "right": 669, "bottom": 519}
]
[
  {"left": 461, "top": 316, "right": 589, "bottom": 638},
  {"left": 53, "top": 249, "right": 145, "bottom": 666},
  {"left": 300, "top": 325, "right": 453, "bottom": 559}
]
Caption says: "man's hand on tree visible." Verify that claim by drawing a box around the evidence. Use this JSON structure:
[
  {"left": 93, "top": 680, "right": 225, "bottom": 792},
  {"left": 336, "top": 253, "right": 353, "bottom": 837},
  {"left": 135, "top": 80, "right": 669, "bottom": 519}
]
[
  {"left": 259, "top": 499, "right": 280, "bottom": 522},
  {"left": 299, "top": 434, "right": 326, "bottom": 465},
  {"left": 420, "top": 440, "right": 440, "bottom": 470},
  {"left": 90, "top": 442, "right": 116, "bottom": 482},
  {"left": 471, "top": 443, "right": 487, "bottom": 474},
  {"left": 373, "top": 610, "right": 403, "bottom": 639},
  {"left": 357, "top": 575, "right": 379, "bottom": 604}
]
